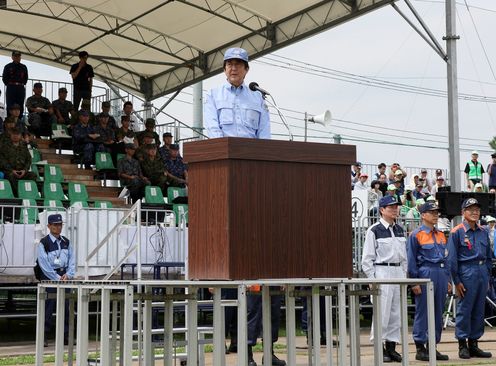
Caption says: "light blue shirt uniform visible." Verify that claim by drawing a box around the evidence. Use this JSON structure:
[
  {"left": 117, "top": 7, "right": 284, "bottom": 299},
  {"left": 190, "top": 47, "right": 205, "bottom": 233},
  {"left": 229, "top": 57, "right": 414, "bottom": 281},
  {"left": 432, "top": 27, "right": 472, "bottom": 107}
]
[
  {"left": 37, "top": 233, "right": 76, "bottom": 281},
  {"left": 204, "top": 82, "right": 271, "bottom": 139}
]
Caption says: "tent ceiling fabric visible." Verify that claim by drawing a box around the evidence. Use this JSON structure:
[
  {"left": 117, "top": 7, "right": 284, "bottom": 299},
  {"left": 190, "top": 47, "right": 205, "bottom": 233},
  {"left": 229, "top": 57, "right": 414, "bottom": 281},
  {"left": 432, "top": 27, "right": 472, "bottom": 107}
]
[{"left": 0, "top": 0, "right": 395, "bottom": 100}]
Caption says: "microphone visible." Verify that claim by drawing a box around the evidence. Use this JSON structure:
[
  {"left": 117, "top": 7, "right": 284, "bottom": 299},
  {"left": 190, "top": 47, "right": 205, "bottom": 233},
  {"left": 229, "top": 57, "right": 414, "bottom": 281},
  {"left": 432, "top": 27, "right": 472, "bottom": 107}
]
[{"left": 249, "top": 82, "right": 270, "bottom": 96}]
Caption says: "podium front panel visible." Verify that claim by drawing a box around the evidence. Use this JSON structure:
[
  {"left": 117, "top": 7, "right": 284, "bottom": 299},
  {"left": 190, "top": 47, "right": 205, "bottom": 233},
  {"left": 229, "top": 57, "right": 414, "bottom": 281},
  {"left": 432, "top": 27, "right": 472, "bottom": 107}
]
[{"left": 185, "top": 138, "right": 355, "bottom": 280}]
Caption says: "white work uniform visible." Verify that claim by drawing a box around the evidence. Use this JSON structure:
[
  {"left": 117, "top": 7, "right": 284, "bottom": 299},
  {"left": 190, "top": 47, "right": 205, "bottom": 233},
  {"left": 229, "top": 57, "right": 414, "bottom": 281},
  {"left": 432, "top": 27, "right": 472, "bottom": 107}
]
[{"left": 362, "top": 217, "right": 407, "bottom": 342}]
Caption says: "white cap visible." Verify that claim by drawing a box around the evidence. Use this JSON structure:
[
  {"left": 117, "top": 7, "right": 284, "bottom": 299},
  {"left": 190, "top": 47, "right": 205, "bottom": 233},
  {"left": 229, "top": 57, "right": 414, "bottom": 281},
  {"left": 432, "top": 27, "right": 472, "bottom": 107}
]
[
  {"left": 394, "top": 170, "right": 403, "bottom": 176},
  {"left": 486, "top": 215, "right": 496, "bottom": 223},
  {"left": 471, "top": 150, "right": 479, "bottom": 155}
]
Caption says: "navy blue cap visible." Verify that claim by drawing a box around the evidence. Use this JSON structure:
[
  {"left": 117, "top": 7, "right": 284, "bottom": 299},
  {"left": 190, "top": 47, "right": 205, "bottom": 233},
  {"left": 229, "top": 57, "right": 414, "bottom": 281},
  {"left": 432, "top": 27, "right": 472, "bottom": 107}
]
[
  {"left": 223, "top": 47, "right": 249, "bottom": 62},
  {"left": 33, "top": 82, "right": 43, "bottom": 88},
  {"left": 379, "top": 195, "right": 400, "bottom": 208},
  {"left": 48, "top": 214, "right": 63, "bottom": 224},
  {"left": 79, "top": 109, "right": 89, "bottom": 117},
  {"left": 462, "top": 197, "right": 480, "bottom": 210},
  {"left": 169, "top": 143, "right": 179, "bottom": 150},
  {"left": 419, "top": 202, "right": 439, "bottom": 214}
]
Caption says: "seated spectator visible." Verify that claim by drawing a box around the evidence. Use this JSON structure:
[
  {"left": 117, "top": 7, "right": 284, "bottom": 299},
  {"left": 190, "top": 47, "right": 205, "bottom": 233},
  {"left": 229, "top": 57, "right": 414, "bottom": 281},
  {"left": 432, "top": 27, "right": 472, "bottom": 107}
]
[
  {"left": 159, "top": 132, "right": 173, "bottom": 161},
  {"left": 6, "top": 104, "right": 25, "bottom": 133},
  {"left": 351, "top": 162, "right": 362, "bottom": 189},
  {"left": 419, "top": 168, "right": 433, "bottom": 191},
  {"left": 119, "top": 101, "right": 139, "bottom": 131},
  {"left": 117, "top": 143, "right": 149, "bottom": 202},
  {"left": 135, "top": 133, "right": 156, "bottom": 161},
  {"left": 430, "top": 176, "right": 445, "bottom": 198},
  {"left": 413, "top": 182, "right": 426, "bottom": 200},
  {"left": 0, "top": 128, "right": 37, "bottom": 192},
  {"left": 474, "top": 182, "right": 484, "bottom": 192},
  {"left": 140, "top": 144, "right": 171, "bottom": 195},
  {"left": 354, "top": 173, "right": 369, "bottom": 190},
  {"left": 116, "top": 115, "right": 136, "bottom": 144},
  {"left": 410, "top": 173, "right": 420, "bottom": 187},
  {"left": 393, "top": 177, "right": 404, "bottom": 196},
  {"left": 70, "top": 99, "right": 95, "bottom": 127},
  {"left": 377, "top": 173, "right": 388, "bottom": 196},
  {"left": 434, "top": 168, "right": 444, "bottom": 184},
  {"left": 26, "top": 82, "right": 51, "bottom": 137},
  {"left": 52, "top": 87, "right": 74, "bottom": 127},
  {"left": 388, "top": 163, "right": 406, "bottom": 183},
  {"left": 400, "top": 186, "right": 416, "bottom": 216},
  {"left": 93, "top": 113, "right": 115, "bottom": 153},
  {"left": 100, "top": 101, "right": 117, "bottom": 130},
  {"left": 374, "top": 163, "right": 386, "bottom": 180},
  {"left": 393, "top": 169, "right": 406, "bottom": 194},
  {"left": 0, "top": 117, "right": 17, "bottom": 148},
  {"left": 386, "top": 183, "right": 401, "bottom": 202},
  {"left": 164, "top": 144, "right": 188, "bottom": 187},
  {"left": 72, "top": 110, "right": 103, "bottom": 169},
  {"left": 368, "top": 180, "right": 383, "bottom": 217},
  {"left": 136, "top": 118, "right": 160, "bottom": 146}
]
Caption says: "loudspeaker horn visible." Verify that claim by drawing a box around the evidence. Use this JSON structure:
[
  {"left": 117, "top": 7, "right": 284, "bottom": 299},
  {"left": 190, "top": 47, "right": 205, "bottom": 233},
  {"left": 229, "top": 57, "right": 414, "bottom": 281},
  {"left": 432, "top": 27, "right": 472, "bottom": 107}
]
[{"left": 309, "top": 110, "right": 331, "bottom": 127}]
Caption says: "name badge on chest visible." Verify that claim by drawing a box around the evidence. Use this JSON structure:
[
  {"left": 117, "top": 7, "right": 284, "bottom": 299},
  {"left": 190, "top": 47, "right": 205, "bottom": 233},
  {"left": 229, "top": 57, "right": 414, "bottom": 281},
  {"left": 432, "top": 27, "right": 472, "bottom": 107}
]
[{"left": 53, "top": 257, "right": 61, "bottom": 266}]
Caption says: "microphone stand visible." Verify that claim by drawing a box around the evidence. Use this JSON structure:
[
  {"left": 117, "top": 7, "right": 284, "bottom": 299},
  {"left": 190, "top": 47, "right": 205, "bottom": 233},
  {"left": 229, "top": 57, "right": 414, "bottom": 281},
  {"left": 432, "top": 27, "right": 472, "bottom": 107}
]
[{"left": 262, "top": 93, "right": 294, "bottom": 141}]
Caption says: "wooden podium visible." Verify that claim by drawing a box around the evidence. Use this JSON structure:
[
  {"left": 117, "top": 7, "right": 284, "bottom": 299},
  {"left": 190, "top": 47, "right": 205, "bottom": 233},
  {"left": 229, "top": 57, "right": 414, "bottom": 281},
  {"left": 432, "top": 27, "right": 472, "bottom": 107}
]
[{"left": 184, "top": 137, "right": 356, "bottom": 280}]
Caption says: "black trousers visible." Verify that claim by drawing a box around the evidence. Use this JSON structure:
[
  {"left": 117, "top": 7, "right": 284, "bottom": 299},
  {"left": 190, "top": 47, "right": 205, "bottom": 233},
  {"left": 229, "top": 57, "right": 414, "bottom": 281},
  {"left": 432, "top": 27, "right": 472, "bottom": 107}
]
[
  {"left": 247, "top": 289, "right": 282, "bottom": 346},
  {"left": 6, "top": 85, "right": 26, "bottom": 117},
  {"left": 73, "top": 89, "right": 91, "bottom": 111}
]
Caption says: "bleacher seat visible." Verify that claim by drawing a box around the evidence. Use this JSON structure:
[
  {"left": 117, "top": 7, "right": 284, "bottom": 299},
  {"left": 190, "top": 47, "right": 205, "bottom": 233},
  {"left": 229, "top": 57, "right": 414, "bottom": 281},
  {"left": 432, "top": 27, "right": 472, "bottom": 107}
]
[
  {"left": 95, "top": 152, "right": 115, "bottom": 170},
  {"left": 144, "top": 186, "right": 165, "bottom": 204},
  {"left": 43, "top": 199, "right": 64, "bottom": 211},
  {"left": 18, "top": 180, "right": 41, "bottom": 200},
  {"left": 167, "top": 187, "right": 186, "bottom": 204},
  {"left": 68, "top": 182, "right": 89, "bottom": 206},
  {"left": 43, "top": 182, "right": 65, "bottom": 201},
  {"left": 0, "top": 180, "right": 15, "bottom": 199},
  {"left": 95, "top": 152, "right": 117, "bottom": 185},
  {"left": 44, "top": 164, "right": 64, "bottom": 183},
  {"left": 173, "top": 204, "right": 188, "bottom": 225},
  {"left": 117, "top": 153, "right": 126, "bottom": 162},
  {"left": 31, "top": 148, "right": 42, "bottom": 163},
  {"left": 20, "top": 199, "right": 38, "bottom": 224},
  {"left": 94, "top": 200, "right": 113, "bottom": 209}
]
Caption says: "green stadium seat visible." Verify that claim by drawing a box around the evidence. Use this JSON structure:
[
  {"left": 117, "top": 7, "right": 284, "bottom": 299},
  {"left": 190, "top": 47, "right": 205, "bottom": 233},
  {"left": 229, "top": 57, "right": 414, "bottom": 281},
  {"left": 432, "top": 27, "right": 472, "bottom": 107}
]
[
  {"left": 0, "top": 179, "right": 15, "bottom": 199},
  {"left": 68, "top": 182, "right": 88, "bottom": 202},
  {"left": 94, "top": 200, "right": 113, "bottom": 209},
  {"left": 20, "top": 199, "right": 38, "bottom": 224},
  {"left": 44, "top": 164, "right": 64, "bottom": 183},
  {"left": 117, "top": 153, "right": 126, "bottom": 162},
  {"left": 173, "top": 204, "right": 188, "bottom": 225},
  {"left": 43, "top": 182, "right": 65, "bottom": 201},
  {"left": 144, "top": 186, "right": 165, "bottom": 204},
  {"left": 167, "top": 187, "right": 186, "bottom": 204},
  {"left": 43, "top": 199, "right": 64, "bottom": 211},
  {"left": 71, "top": 201, "right": 89, "bottom": 208},
  {"left": 95, "top": 152, "right": 116, "bottom": 170},
  {"left": 31, "top": 148, "right": 42, "bottom": 163},
  {"left": 18, "top": 180, "right": 41, "bottom": 200}
]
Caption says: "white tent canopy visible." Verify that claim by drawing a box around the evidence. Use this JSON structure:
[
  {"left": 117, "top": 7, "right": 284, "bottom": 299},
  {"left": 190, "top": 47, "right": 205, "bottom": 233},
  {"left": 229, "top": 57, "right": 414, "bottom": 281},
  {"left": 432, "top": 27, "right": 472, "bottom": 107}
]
[{"left": 0, "top": 0, "right": 394, "bottom": 100}]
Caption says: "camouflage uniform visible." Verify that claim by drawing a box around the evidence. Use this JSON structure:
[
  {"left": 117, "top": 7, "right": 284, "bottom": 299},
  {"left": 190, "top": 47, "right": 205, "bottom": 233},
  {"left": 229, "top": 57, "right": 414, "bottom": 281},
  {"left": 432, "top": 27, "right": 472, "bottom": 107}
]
[
  {"left": 0, "top": 142, "right": 37, "bottom": 191},
  {"left": 117, "top": 156, "right": 148, "bottom": 201},
  {"left": 140, "top": 156, "right": 170, "bottom": 194}
]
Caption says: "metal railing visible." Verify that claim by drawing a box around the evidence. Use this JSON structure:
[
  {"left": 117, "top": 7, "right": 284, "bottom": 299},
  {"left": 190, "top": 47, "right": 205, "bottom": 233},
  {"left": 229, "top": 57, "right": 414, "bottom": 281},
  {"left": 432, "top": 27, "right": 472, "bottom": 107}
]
[{"left": 35, "top": 278, "right": 437, "bottom": 366}]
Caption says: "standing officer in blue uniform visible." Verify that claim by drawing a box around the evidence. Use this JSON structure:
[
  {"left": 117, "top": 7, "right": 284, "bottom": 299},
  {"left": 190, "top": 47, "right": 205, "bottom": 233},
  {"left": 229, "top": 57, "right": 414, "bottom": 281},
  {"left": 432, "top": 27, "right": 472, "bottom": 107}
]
[
  {"left": 37, "top": 214, "right": 76, "bottom": 347},
  {"left": 2, "top": 50, "right": 28, "bottom": 117},
  {"left": 448, "top": 198, "right": 492, "bottom": 359},
  {"left": 204, "top": 47, "right": 270, "bottom": 139},
  {"left": 407, "top": 202, "right": 450, "bottom": 361}
]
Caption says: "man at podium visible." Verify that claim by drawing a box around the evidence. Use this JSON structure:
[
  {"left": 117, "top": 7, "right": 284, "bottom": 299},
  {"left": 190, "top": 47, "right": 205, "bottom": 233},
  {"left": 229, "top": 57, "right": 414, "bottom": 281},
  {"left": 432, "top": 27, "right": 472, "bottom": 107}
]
[{"left": 204, "top": 47, "right": 270, "bottom": 139}]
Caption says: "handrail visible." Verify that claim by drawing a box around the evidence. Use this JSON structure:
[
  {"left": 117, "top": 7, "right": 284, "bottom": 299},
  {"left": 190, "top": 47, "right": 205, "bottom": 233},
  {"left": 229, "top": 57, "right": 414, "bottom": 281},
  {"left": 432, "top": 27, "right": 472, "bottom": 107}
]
[{"left": 84, "top": 200, "right": 141, "bottom": 280}]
